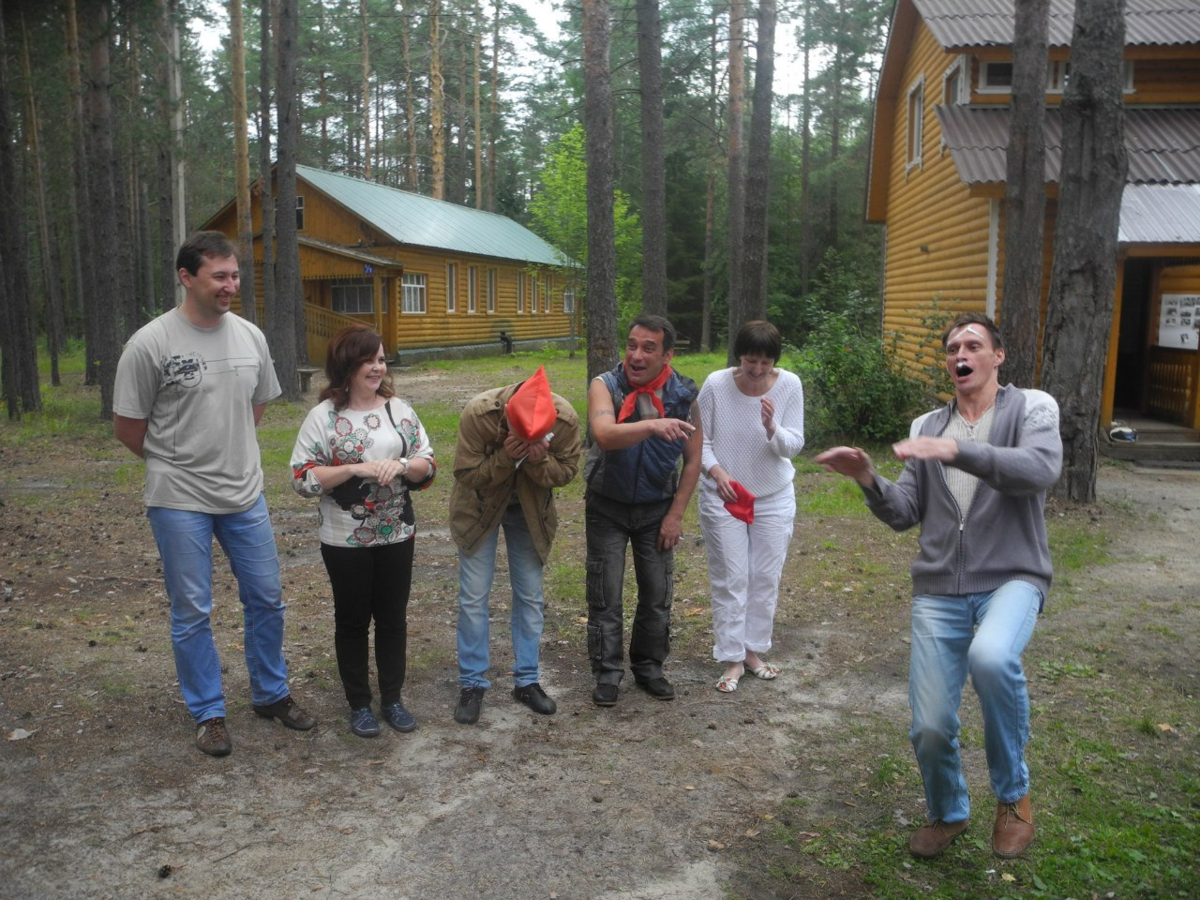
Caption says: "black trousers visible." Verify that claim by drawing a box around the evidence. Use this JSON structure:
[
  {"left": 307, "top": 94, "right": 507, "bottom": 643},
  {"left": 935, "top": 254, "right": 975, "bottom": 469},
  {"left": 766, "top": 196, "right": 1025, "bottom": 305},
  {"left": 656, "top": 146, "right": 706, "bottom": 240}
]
[{"left": 320, "top": 539, "right": 414, "bottom": 709}]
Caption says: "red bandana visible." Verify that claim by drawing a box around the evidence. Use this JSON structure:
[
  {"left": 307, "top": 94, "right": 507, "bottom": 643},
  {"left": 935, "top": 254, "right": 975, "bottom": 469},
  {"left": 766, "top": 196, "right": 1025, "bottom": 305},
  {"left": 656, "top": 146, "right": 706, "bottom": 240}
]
[{"left": 617, "top": 364, "right": 673, "bottom": 422}]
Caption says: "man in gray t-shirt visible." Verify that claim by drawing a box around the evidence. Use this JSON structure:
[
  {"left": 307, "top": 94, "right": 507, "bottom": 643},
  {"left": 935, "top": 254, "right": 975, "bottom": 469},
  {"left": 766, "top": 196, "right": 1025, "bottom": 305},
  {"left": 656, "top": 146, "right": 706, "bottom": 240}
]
[{"left": 114, "top": 231, "right": 316, "bottom": 757}]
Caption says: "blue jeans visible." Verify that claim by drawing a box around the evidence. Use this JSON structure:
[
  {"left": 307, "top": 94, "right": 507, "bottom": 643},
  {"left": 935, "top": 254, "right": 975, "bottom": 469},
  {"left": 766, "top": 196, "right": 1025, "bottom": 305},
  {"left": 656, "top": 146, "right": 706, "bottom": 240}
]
[
  {"left": 909, "top": 580, "right": 1042, "bottom": 824},
  {"left": 585, "top": 493, "right": 674, "bottom": 685},
  {"left": 456, "top": 506, "right": 546, "bottom": 690},
  {"left": 147, "top": 495, "right": 290, "bottom": 723}
]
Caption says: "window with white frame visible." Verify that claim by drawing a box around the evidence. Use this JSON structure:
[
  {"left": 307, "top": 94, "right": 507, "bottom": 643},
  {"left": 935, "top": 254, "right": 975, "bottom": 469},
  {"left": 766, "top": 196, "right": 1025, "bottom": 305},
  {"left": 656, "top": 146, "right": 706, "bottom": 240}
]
[
  {"left": 531, "top": 275, "right": 539, "bottom": 314},
  {"left": 906, "top": 77, "right": 925, "bottom": 171},
  {"left": 468, "top": 266, "right": 478, "bottom": 313},
  {"left": 1046, "top": 59, "right": 1136, "bottom": 94},
  {"left": 487, "top": 268, "right": 497, "bottom": 313},
  {"left": 517, "top": 271, "right": 525, "bottom": 313},
  {"left": 296, "top": 195, "right": 305, "bottom": 231},
  {"left": 978, "top": 60, "right": 1013, "bottom": 93},
  {"left": 331, "top": 278, "right": 374, "bottom": 315},
  {"left": 446, "top": 262, "right": 458, "bottom": 313},
  {"left": 942, "top": 57, "right": 967, "bottom": 105},
  {"left": 563, "top": 287, "right": 575, "bottom": 314},
  {"left": 543, "top": 275, "right": 552, "bottom": 313},
  {"left": 401, "top": 273, "right": 426, "bottom": 314}
]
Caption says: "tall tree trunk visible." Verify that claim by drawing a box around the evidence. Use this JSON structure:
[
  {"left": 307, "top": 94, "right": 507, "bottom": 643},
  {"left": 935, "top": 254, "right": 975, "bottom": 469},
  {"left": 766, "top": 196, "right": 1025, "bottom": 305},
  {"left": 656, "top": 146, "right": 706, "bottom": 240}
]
[
  {"left": 1001, "top": 0, "right": 1049, "bottom": 387},
  {"left": 827, "top": 0, "right": 845, "bottom": 252},
  {"left": 799, "top": 0, "right": 813, "bottom": 295},
  {"left": 430, "top": 0, "right": 445, "bottom": 200},
  {"left": 701, "top": 170, "right": 715, "bottom": 352},
  {"left": 0, "top": 8, "right": 41, "bottom": 417},
  {"left": 741, "top": 0, "right": 776, "bottom": 324},
  {"left": 361, "top": 0, "right": 371, "bottom": 178},
  {"left": 402, "top": 0, "right": 419, "bottom": 191},
  {"left": 67, "top": 0, "right": 98, "bottom": 382},
  {"left": 86, "top": 0, "right": 122, "bottom": 417},
  {"left": 474, "top": 29, "right": 483, "bottom": 209},
  {"left": 230, "top": 0, "right": 258, "bottom": 324},
  {"left": 20, "top": 14, "right": 64, "bottom": 386},
  {"left": 1040, "top": 0, "right": 1127, "bottom": 502},
  {"left": 273, "top": 0, "right": 303, "bottom": 395},
  {"left": 636, "top": 0, "right": 667, "bottom": 316},
  {"left": 488, "top": 0, "right": 499, "bottom": 211},
  {"left": 725, "top": 0, "right": 745, "bottom": 361},
  {"left": 167, "top": 0, "right": 186, "bottom": 286},
  {"left": 582, "top": 0, "right": 618, "bottom": 380},
  {"left": 155, "top": 0, "right": 178, "bottom": 313},
  {"left": 259, "top": 0, "right": 276, "bottom": 336}
]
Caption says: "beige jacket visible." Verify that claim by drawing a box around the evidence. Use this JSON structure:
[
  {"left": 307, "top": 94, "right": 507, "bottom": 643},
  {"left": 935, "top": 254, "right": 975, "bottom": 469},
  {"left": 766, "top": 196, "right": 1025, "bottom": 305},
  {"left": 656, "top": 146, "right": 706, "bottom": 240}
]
[{"left": 448, "top": 383, "right": 582, "bottom": 562}]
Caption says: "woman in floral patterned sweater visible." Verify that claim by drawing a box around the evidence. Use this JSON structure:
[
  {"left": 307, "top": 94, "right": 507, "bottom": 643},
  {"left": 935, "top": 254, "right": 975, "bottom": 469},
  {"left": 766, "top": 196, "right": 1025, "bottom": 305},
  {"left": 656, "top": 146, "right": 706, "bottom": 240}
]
[{"left": 290, "top": 325, "right": 436, "bottom": 738}]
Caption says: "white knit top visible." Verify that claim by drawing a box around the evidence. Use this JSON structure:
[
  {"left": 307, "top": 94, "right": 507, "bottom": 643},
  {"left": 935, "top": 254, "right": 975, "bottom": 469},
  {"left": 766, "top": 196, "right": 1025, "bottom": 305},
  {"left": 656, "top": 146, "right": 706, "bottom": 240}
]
[{"left": 697, "top": 367, "right": 806, "bottom": 498}]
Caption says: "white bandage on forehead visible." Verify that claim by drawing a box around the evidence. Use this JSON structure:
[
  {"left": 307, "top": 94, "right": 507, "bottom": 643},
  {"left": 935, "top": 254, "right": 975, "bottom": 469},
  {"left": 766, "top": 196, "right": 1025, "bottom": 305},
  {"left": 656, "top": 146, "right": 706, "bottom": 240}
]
[{"left": 948, "top": 324, "right": 985, "bottom": 345}]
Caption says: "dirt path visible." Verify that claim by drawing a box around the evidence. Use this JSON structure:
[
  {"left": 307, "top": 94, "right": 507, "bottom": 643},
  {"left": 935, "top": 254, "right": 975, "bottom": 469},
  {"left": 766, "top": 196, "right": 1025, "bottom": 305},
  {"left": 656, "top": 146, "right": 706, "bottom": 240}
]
[{"left": 2, "top": 378, "right": 1197, "bottom": 899}]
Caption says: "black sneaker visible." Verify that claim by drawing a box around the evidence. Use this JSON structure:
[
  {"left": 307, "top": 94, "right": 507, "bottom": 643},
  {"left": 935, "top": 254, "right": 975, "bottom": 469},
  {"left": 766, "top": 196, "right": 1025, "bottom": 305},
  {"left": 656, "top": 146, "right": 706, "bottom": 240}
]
[
  {"left": 196, "top": 716, "right": 232, "bottom": 756},
  {"left": 592, "top": 683, "right": 619, "bottom": 707},
  {"left": 349, "top": 707, "right": 381, "bottom": 738},
  {"left": 512, "top": 683, "right": 557, "bottom": 715},
  {"left": 454, "top": 686, "right": 486, "bottom": 725},
  {"left": 253, "top": 694, "right": 318, "bottom": 730},
  {"left": 634, "top": 676, "right": 675, "bottom": 700}
]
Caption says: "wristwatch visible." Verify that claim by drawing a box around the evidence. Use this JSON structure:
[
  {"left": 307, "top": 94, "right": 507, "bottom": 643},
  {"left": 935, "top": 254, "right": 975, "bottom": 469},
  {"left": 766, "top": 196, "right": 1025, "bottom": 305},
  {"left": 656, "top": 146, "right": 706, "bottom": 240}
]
[{"left": 399, "top": 457, "right": 410, "bottom": 478}]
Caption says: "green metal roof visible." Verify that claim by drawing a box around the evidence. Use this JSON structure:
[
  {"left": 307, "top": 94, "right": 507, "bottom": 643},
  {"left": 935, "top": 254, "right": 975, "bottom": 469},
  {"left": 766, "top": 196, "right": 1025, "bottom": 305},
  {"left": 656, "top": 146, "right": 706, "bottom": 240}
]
[{"left": 297, "top": 165, "right": 569, "bottom": 268}]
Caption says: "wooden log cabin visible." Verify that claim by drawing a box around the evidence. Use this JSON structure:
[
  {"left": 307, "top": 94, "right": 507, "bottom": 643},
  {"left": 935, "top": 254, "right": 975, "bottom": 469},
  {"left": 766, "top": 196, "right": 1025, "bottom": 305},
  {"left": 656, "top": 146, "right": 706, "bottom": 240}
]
[
  {"left": 203, "top": 165, "right": 579, "bottom": 366},
  {"left": 867, "top": 0, "right": 1200, "bottom": 437}
]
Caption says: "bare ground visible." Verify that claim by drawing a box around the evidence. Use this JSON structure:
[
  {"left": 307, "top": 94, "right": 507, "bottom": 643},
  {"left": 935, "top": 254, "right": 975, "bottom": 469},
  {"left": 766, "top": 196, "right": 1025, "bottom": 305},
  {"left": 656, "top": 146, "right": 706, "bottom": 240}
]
[{"left": 1, "top": 369, "right": 1197, "bottom": 900}]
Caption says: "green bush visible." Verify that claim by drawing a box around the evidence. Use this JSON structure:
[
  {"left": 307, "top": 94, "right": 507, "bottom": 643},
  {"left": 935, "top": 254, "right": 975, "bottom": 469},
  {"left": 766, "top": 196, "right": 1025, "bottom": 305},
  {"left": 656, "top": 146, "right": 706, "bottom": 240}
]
[{"left": 791, "top": 313, "right": 935, "bottom": 445}]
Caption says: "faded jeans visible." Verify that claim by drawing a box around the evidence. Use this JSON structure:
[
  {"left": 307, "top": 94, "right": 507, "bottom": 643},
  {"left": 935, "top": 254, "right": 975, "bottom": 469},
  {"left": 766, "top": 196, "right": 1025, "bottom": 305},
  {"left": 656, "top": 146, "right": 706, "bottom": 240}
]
[
  {"left": 909, "top": 580, "right": 1042, "bottom": 824},
  {"left": 585, "top": 492, "right": 674, "bottom": 685},
  {"left": 456, "top": 506, "right": 546, "bottom": 690},
  {"left": 147, "top": 495, "right": 290, "bottom": 723}
]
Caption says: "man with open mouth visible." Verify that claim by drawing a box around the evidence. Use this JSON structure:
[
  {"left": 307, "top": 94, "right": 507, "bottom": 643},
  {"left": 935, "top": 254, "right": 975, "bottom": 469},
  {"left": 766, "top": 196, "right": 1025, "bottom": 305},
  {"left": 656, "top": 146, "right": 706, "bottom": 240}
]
[{"left": 816, "top": 312, "right": 1062, "bottom": 861}]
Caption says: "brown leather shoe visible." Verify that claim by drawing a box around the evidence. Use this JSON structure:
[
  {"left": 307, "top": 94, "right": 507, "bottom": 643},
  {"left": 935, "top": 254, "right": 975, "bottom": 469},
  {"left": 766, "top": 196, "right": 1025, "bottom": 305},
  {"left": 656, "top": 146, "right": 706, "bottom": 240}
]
[
  {"left": 992, "top": 795, "right": 1035, "bottom": 858},
  {"left": 909, "top": 818, "right": 969, "bottom": 858}
]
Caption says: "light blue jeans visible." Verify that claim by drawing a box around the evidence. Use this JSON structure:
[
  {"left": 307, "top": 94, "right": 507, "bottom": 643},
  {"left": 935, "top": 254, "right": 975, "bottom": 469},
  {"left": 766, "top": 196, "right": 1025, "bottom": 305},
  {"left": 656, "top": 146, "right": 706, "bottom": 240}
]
[
  {"left": 456, "top": 505, "right": 545, "bottom": 690},
  {"left": 909, "top": 580, "right": 1043, "bottom": 824},
  {"left": 147, "top": 495, "right": 290, "bottom": 723}
]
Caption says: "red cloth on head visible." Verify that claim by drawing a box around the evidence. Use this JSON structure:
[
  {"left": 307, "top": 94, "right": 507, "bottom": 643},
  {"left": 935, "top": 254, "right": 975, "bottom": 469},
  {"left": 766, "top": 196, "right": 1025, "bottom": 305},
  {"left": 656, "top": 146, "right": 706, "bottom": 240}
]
[
  {"left": 724, "top": 481, "right": 756, "bottom": 524},
  {"left": 507, "top": 366, "right": 557, "bottom": 442},
  {"left": 616, "top": 364, "right": 673, "bottom": 423}
]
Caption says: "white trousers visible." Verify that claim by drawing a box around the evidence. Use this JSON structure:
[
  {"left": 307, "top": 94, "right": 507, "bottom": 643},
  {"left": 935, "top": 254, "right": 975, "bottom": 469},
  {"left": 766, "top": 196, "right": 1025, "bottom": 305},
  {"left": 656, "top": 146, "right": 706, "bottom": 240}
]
[{"left": 698, "top": 485, "right": 796, "bottom": 663}]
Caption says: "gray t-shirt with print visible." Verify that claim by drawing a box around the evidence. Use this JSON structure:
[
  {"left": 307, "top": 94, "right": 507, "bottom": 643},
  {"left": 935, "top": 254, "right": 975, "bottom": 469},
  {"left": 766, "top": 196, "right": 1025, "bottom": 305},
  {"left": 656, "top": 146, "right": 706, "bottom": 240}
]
[{"left": 114, "top": 308, "right": 281, "bottom": 514}]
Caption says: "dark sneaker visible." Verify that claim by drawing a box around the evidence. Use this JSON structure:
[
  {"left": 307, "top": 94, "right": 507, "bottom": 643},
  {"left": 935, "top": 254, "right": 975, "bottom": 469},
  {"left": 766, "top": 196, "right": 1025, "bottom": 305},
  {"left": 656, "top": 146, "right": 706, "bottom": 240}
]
[
  {"left": 512, "top": 683, "right": 557, "bottom": 715},
  {"left": 196, "top": 717, "right": 232, "bottom": 757},
  {"left": 381, "top": 700, "right": 417, "bottom": 733},
  {"left": 349, "top": 707, "right": 381, "bottom": 738},
  {"left": 253, "top": 694, "right": 317, "bottom": 731},
  {"left": 454, "top": 686, "right": 486, "bottom": 725},
  {"left": 634, "top": 676, "right": 675, "bottom": 700},
  {"left": 592, "top": 683, "right": 619, "bottom": 707},
  {"left": 910, "top": 818, "right": 969, "bottom": 858}
]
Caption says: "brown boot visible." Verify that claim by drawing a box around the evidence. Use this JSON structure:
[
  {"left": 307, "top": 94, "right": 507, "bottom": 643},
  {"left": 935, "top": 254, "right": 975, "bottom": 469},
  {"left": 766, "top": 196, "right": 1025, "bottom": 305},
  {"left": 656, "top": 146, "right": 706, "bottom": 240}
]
[
  {"left": 992, "top": 795, "right": 1034, "bottom": 858},
  {"left": 909, "top": 818, "right": 969, "bottom": 858}
]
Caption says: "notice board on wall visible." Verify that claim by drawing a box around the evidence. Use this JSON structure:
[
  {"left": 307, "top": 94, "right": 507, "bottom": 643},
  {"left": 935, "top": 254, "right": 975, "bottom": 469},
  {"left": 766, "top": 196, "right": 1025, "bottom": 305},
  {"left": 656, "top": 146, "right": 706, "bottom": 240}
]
[{"left": 1159, "top": 294, "right": 1200, "bottom": 350}]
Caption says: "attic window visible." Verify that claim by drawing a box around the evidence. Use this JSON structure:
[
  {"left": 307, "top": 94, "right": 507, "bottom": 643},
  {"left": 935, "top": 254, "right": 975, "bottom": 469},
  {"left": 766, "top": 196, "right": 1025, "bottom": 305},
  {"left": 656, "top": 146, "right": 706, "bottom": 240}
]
[
  {"left": 978, "top": 61, "right": 1013, "bottom": 93},
  {"left": 906, "top": 77, "right": 925, "bottom": 172},
  {"left": 942, "top": 57, "right": 967, "bottom": 105},
  {"left": 1047, "top": 59, "right": 1136, "bottom": 94},
  {"left": 296, "top": 195, "right": 305, "bottom": 231}
]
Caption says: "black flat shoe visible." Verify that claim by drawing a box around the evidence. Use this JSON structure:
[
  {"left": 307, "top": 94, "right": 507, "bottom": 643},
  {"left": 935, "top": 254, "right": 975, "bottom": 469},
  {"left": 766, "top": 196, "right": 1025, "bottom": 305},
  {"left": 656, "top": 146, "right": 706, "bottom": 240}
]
[
  {"left": 512, "top": 683, "right": 557, "bottom": 715},
  {"left": 592, "top": 683, "right": 619, "bottom": 706},
  {"left": 634, "top": 676, "right": 675, "bottom": 700}
]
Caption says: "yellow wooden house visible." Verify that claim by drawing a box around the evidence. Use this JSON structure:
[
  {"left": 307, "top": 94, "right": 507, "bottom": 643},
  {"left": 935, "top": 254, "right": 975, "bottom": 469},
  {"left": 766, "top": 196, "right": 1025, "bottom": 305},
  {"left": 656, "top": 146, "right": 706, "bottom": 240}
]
[
  {"left": 203, "top": 165, "right": 579, "bottom": 365},
  {"left": 867, "top": 0, "right": 1200, "bottom": 437}
]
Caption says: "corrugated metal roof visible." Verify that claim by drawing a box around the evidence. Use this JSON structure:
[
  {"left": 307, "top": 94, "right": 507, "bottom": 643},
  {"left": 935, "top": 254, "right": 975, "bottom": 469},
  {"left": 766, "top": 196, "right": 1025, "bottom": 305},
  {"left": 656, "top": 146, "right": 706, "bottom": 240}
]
[
  {"left": 1119, "top": 183, "right": 1200, "bottom": 242},
  {"left": 915, "top": 0, "right": 1200, "bottom": 48},
  {"left": 297, "top": 165, "right": 569, "bottom": 268},
  {"left": 936, "top": 105, "right": 1200, "bottom": 184}
]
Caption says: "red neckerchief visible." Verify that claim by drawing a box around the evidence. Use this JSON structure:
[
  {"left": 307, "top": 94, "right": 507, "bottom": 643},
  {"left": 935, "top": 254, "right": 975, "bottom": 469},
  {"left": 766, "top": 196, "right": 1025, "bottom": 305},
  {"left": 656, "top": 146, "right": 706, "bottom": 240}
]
[{"left": 617, "top": 364, "right": 673, "bottom": 422}]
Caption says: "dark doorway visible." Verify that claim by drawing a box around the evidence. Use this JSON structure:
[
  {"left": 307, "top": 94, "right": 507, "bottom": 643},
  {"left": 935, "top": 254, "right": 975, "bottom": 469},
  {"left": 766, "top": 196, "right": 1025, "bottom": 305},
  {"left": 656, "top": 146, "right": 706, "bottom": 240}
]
[{"left": 1113, "top": 258, "right": 1154, "bottom": 411}]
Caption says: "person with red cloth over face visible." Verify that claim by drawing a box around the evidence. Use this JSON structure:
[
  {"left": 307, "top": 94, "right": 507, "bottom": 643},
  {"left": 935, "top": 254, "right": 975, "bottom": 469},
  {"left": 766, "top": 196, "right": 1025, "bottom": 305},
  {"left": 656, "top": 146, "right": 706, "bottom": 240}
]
[
  {"left": 448, "top": 367, "right": 582, "bottom": 725},
  {"left": 583, "top": 315, "right": 703, "bottom": 707},
  {"left": 697, "top": 321, "right": 805, "bottom": 694}
]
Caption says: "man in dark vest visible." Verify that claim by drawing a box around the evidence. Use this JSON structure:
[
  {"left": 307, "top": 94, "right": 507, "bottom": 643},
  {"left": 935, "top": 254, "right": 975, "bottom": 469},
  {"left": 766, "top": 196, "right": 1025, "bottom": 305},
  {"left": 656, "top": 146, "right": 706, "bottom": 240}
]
[{"left": 584, "top": 314, "right": 702, "bottom": 706}]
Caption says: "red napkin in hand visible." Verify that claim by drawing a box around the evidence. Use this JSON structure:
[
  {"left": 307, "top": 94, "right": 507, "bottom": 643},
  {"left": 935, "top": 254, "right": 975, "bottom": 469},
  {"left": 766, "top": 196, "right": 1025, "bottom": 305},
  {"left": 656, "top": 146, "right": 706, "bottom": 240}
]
[
  {"left": 724, "top": 481, "right": 756, "bottom": 524},
  {"left": 507, "top": 366, "right": 557, "bottom": 442}
]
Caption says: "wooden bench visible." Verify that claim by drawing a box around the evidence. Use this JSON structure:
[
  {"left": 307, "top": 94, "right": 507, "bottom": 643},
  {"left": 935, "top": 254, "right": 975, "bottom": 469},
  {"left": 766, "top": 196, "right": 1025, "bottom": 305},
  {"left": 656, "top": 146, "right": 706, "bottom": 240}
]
[{"left": 297, "top": 366, "right": 321, "bottom": 393}]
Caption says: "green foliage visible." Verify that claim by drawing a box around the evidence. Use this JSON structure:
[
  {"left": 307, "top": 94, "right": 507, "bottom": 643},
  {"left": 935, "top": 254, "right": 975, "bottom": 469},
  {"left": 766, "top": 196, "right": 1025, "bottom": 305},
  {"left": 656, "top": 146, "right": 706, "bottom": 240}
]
[{"left": 790, "top": 313, "right": 935, "bottom": 445}]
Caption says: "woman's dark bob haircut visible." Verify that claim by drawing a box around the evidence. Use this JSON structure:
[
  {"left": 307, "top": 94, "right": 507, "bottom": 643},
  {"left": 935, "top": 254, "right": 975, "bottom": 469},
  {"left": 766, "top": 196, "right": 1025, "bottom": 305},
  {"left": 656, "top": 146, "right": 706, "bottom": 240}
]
[
  {"left": 732, "top": 320, "right": 782, "bottom": 363},
  {"left": 319, "top": 324, "right": 395, "bottom": 410}
]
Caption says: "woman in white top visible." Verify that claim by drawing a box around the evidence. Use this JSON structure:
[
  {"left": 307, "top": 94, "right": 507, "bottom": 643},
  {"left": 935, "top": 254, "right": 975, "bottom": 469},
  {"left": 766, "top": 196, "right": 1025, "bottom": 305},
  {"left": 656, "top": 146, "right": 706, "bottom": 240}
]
[
  {"left": 697, "top": 321, "right": 805, "bottom": 692},
  {"left": 291, "top": 325, "right": 436, "bottom": 737}
]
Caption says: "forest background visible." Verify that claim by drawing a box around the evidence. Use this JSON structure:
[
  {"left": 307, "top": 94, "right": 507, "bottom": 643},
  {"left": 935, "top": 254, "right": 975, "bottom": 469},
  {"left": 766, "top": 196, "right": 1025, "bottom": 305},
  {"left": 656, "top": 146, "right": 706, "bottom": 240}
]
[{"left": 0, "top": 0, "right": 891, "bottom": 423}]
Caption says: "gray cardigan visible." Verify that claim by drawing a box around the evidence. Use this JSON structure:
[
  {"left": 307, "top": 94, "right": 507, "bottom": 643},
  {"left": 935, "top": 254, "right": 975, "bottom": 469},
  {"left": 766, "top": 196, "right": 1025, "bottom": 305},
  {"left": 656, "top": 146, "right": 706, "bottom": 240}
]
[{"left": 862, "top": 385, "right": 1063, "bottom": 600}]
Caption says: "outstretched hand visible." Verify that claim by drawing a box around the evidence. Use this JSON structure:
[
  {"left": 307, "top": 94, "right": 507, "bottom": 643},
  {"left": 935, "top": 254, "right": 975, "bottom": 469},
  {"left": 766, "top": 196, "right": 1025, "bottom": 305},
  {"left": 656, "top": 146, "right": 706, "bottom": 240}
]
[{"left": 814, "top": 446, "right": 875, "bottom": 487}]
